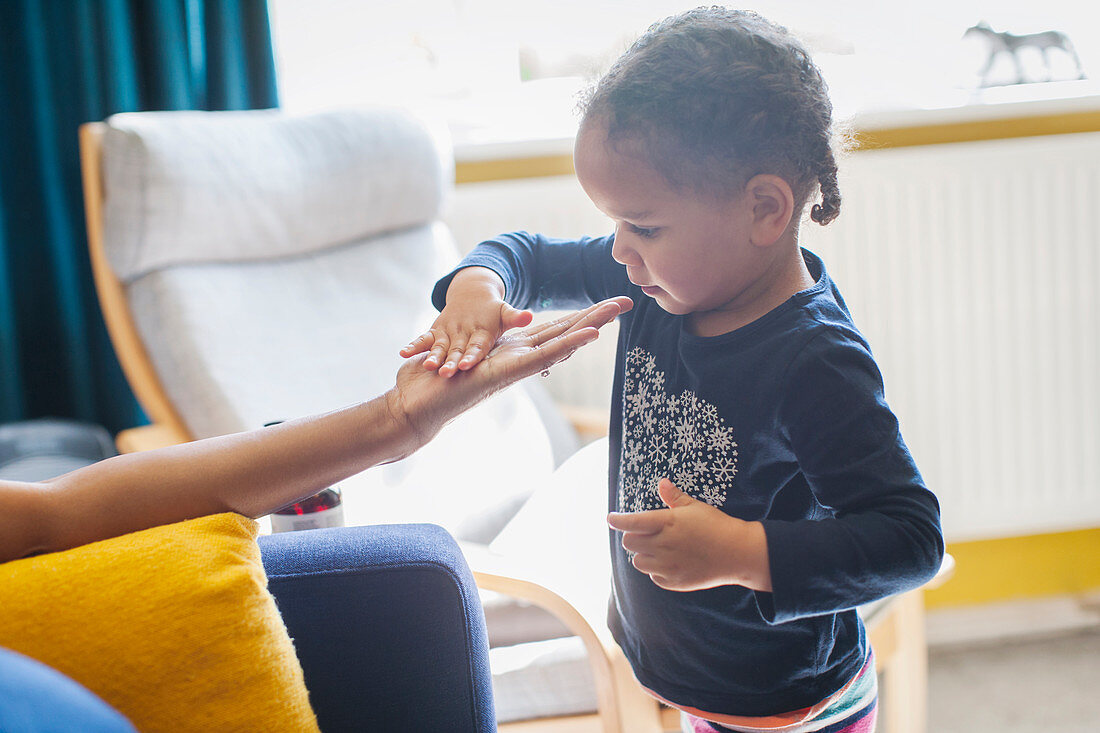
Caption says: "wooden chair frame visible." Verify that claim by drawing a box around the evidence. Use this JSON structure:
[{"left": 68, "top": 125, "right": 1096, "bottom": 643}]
[
  {"left": 79, "top": 123, "right": 192, "bottom": 453},
  {"left": 79, "top": 120, "right": 952, "bottom": 733}
]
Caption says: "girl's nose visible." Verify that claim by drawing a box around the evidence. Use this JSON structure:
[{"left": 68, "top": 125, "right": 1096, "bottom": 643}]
[{"left": 611, "top": 227, "right": 640, "bottom": 266}]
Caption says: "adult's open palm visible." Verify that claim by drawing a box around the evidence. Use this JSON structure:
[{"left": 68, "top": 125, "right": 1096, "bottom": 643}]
[{"left": 393, "top": 297, "right": 631, "bottom": 445}]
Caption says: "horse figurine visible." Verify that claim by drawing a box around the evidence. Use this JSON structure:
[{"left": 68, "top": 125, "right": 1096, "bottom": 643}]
[{"left": 965, "top": 21, "right": 1086, "bottom": 86}]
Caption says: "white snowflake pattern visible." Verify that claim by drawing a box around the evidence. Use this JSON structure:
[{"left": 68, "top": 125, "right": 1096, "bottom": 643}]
[
  {"left": 708, "top": 426, "right": 735, "bottom": 453},
  {"left": 673, "top": 466, "right": 698, "bottom": 493},
  {"left": 618, "top": 348, "right": 739, "bottom": 512},
  {"left": 701, "top": 485, "right": 724, "bottom": 506},
  {"left": 673, "top": 418, "right": 697, "bottom": 451},
  {"left": 624, "top": 442, "right": 643, "bottom": 473},
  {"left": 647, "top": 433, "right": 667, "bottom": 463},
  {"left": 711, "top": 456, "right": 738, "bottom": 483}
]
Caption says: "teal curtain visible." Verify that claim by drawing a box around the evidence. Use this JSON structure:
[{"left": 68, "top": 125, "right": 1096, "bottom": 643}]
[{"left": 0, "top": 0, "right": 278, "bottom": 433}]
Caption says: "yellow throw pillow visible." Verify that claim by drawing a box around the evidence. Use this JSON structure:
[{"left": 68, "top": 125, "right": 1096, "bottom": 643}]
[{"left": 0, "top": 513, "right": 319, "bottom": 733}]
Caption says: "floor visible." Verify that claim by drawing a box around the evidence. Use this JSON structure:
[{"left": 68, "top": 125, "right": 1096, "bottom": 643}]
[
  {"left": 927, "top": 628, "right": 1100, "bottom": 732},
  {"left": 502, "top": 625, "right": 1100, "bottom": 732}
]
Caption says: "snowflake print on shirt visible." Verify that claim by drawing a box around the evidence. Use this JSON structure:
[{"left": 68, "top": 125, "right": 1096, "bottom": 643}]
[{"left": 619, "top": 347, "right": 739, "bottom": 513}]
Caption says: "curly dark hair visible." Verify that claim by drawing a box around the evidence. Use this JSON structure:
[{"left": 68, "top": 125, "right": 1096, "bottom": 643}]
[{"left": 579, "top": 6, "right": 843, "bottom": 225}]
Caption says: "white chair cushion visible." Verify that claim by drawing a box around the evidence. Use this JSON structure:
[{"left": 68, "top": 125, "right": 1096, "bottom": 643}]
[
  {"left": 127, "top": 221, "right": 555, "bottom": 538},
  {"left": 491, "top": 437, "right": 612, "bottom": 591},
  {"left": 483, "top": 439, "right": 611, "bottom": 721},
  {"left": 490, "top": 637, "right": 598, "bottom": 723},
  {"left": 103, "top": 107, "right": 451, "bottom": 281}
]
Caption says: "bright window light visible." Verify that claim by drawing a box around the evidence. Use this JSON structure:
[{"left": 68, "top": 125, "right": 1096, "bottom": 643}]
[{"left": 270, "top": 1, "right": 1100, "bottom": 149}]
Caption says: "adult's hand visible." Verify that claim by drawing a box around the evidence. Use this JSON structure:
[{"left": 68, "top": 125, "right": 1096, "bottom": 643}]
[
  {"left": 0, "top": 296, "right": 630, "bottom": 563},
  {"left": 390, "top": 296, "right": 632, "bottom": 450}
]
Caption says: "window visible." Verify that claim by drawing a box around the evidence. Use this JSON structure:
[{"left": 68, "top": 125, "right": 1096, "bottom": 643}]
[{"left": 270, "top": 0, "right": 1100, "bottom": 152}]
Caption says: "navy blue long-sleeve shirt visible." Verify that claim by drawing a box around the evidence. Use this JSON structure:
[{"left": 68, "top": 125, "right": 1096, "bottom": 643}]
[{"left": 433, "top": 232, "right": 943, "bottom": 716}]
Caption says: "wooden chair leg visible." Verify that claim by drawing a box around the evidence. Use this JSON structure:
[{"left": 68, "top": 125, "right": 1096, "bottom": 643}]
[
  {"left": 607, "top": 642, "right": 664, "bottom": 733},
  {"left": 463, "top": 541, "right": 664, "bottom": 733},
  {"left": 882, "top": 591, "right": 928, "bottom": 733}
]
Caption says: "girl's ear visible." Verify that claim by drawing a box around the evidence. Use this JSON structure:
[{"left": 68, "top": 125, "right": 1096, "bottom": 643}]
[{"left": 745, "top": 174, "right": 795, "bottom": 247}]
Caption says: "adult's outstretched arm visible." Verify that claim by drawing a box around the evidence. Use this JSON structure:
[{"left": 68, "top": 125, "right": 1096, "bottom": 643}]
[{"left": 0, "top": 297, "right": 631, "bottom": 563}]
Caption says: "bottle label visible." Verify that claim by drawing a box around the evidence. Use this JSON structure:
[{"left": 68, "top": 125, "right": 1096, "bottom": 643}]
[{"left": 270, "top": 504, "right": 345, "bottom": 533}]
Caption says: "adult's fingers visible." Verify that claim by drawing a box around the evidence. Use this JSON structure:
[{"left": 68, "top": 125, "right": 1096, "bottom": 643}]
[
  {"left": 527, "top": 299, "right": 627, "bottom": 346},
  {"left": 522, "top": 308, "right": 590, "bottom": 340},
  {"left": 568, "top": 297, "right": 632, "bottom": 332},
  {"left": 529, "top": 299, "right": 629, "bottom": 363},
  {"left": 520, "top": 327, "right": 599, "bottom": 376},
  {"left": 604, "top": 296, "right": 633, "bottom": 314}
]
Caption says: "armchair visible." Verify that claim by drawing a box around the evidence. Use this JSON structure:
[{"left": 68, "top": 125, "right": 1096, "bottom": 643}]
[{"left": 78, "top": 106, "right": 645, "bottom": 729}]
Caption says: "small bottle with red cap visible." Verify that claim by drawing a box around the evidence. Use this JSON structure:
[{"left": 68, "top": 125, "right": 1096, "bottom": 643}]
[{"left": 263, "top": 421, "right": 345, "bottom": 532}]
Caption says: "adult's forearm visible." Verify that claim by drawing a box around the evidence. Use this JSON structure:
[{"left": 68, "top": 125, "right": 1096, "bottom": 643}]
[
  {"left": 40, "top": 395, "right": 414, "bottom": 555},
  {"left": 2, "top": 297, "right": 626, "bottom": 563},
  {"left": 0, "top": 483, "right": 53, "bottom": 561}
]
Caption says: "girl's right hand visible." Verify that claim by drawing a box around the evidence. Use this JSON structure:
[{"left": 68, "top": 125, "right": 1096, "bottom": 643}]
[{"left": 399, "top": 266, "right": 534, "bottom": 378}]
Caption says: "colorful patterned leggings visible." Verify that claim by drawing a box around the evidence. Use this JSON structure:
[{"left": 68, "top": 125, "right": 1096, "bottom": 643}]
[{"left": 682, "top": 700, "right": 877, "bottom": 733}]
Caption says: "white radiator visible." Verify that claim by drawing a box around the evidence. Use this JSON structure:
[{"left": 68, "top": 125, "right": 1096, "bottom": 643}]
[{"left": 447, "top": 132, "right": 1100, "bottom": 542}]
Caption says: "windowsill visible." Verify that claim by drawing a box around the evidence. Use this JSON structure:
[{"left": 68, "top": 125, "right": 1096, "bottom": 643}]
[
  {"left": 852, "top": 80, "right": 1100, "bottom": 133},
  {"left": 452, "top": 81, "right": 1100, "bottom": 180},
  {"left": 455, "top": 135, "right": 575, "bottom": 164}
]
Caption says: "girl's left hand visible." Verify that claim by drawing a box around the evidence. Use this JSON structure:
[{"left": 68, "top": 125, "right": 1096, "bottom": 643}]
[
  {"left": 391, "top": 297, "right": 631, "bottom": 448},
  {"left": 607, "top": 479, "right": 773, "bottom": 592}
]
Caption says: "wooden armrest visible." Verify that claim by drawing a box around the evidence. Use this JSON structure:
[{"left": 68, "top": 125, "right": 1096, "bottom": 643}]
[
  {"left": 114, "top": 423, "right": 191, "bottom": 454},
  {"left": 927, "top": 552, "right": 955, "bottom": 590},
  {"left": 862, "top": 553, "right": 953, "bottom": 733},
  {"left": 460, "top": 542, "right": 662, "bottom": 733},
  {"left": 460, "top": 542, "right": 614, "bottom": 646}
]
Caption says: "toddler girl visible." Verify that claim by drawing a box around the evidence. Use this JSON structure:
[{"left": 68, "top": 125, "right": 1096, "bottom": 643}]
[{"left": 403, "top": 8, "right": 943, "bottom": 731}]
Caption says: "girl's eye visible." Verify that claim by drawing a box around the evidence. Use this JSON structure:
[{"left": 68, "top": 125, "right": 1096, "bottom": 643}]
[{"left": 630, "top": 224, "right": 659, "bottom": 239}]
